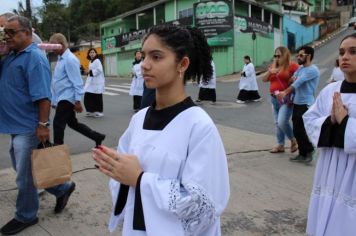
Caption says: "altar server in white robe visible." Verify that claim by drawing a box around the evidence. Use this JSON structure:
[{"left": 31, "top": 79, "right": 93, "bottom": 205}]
[
  {"left": 196, "top": 60, "right": 217, "bottom": 104},
  {"left": 303, "top": 33, "right": 356, "bottom": 236},
  {"left": 129, "top": 51, "right": 144, "bottom": 111},
  {"left": 84, "top": 48, "right": 105, "bottom": 117},
  {"left": 92, "top": 25, "right": 230, "bottom": 236},
  {"left": 236, "top": 55, "right": 261, "bottom": 103}
]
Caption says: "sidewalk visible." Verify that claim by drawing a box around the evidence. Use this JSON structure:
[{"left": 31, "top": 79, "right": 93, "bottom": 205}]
[{"left": 0, "top": 124, "right": 315, "bottom": 236}]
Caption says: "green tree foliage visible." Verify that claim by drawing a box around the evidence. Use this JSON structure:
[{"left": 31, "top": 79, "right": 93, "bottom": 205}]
[
  {"left": 36, "top": 0, "right": 156, "bottom": 43},
  {"left": 38, "top": 0, "right": 69, "bottom": 40}
]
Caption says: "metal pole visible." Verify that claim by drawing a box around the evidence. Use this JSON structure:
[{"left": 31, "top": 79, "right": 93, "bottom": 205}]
[{"left": 232, "top": 0, "right": 235, "bottom": 73}]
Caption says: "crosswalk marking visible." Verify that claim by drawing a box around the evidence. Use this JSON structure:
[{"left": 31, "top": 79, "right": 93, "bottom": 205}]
[
  {"left": 108, "top": 84, "right": 131, "bottom": 89},
  {"left": 103, "top": 83, "right": 132, "bottom": 96},
  {"left": 105, "top": 87, "right": 130, "bottom": 93},
  {"left": 103, "top": 91, "right": 119, "bottom": 96}
]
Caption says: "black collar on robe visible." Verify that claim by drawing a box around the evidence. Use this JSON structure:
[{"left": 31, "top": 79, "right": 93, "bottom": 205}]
[
  {"left": 143, "top": 96, "right": 196, "bottom": 130},
  {"left": 132, "top": 59, "right": 141, "bottom": 65},
  {"left": 341, "top": 80, "right": 356, "bottom": 93}
]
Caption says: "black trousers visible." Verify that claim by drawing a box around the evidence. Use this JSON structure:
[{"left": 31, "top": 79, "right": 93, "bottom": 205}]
[
  {"left": 292, "top": 104, "right": 314, "bottom": 156},
  {"left": 84, "top": 92, "right": 103, "bottom": 112},
  {"left": 53, "top": 100, "right": 101, "bottom": 145},
  {"left": 133, "top": 96, "right": 142, "bottom": 110},
  {"left": 198, "top": 88, "right": 216, "bottom": 102}
]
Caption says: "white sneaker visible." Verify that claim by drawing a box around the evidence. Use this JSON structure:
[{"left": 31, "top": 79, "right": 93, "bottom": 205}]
[
  {"left": 37, "top": 189, "right": 45, "bottom": 196},
  {"left": 253, "top": 98, "right": 262, "bottom": 102},
  {"left": 85, "top": 112, "right": 94, "bottom": 117},
  {"left": 94, "top": 112, "right": 104, "bottom": 117},
  {"left": 236, "top": 100, "right": 245, "bottom": 104}
]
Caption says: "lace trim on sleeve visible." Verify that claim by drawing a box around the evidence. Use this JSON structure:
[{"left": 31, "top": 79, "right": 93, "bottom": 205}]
[{"left": 168, "top": 181, "right": 217, "bottom": 234}]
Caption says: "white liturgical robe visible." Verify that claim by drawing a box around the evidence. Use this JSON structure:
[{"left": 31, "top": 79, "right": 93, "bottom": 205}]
[
  {"left": 303, "top": 80, "right": 356, "bottom": 236},
  {"left": 108, "top": 100, "right": 230, "bottom": 236}
]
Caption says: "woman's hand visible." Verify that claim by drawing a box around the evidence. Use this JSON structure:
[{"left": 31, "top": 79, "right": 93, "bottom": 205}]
[
  {"left": 276, "top": 91, "right": 286, "bottom": 102},
  {"left": 92, "top": 145, "right": 143, "bottom": 187},
  {"left": 269, "top": 67, "right": 279, "bottom": 74},
  {"left": 269, "top": 62, "right": 279, "bottom": 74},
  {"left": 332, "top": 92, "right": 348, "bottom": 124}
]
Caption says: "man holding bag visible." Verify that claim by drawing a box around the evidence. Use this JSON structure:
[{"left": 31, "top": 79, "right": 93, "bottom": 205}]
[{"left": 0, "top": 16, "right": 75, "bottom": 235}]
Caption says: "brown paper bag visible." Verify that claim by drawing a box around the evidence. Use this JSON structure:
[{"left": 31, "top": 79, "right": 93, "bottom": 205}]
[{"left": 31, "top": 144, "right": 72, "bottom": 189}]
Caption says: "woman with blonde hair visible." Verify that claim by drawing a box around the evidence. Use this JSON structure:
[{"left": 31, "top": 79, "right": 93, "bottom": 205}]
[{"left": 263, "top": 46, "right": 298, "bottom": 153}]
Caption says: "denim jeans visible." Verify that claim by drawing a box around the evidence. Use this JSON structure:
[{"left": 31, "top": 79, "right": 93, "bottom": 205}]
[
  {"left": 10, "top": 133, "right": 72, "bottom": 223},
  {"left": 271, "top": 96, "right": 294, "bottom": 145}
]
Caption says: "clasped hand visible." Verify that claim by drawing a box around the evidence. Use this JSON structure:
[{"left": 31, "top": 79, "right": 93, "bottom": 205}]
[
  {"left": 92, "top": 145, "right": 143, "bottom": 187},
  {"left": 276, "top": 91, "right": 286, "bottom": 102},
  {"left": 331, "top": 92, "right": 348, "bottom": 124}
]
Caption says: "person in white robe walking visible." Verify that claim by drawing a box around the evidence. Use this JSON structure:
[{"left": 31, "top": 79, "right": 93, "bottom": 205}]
[
  {"left": 84, "top": 48, "right": 105, "bottom": 117},
  {"left": 196, "top": 60, "right": 217, "bottom": 104},
  {"left": 303, "top": 33, "right": 356, "bottom": 236},
  {"left": 236, "top": 55, "right": 261, "bottom": 103},
  {"left": 92, "top": 25, "right": 230, "bottom": 236},
  {"left": 129, "top": 50, "right": 144, "bottom": 112}
]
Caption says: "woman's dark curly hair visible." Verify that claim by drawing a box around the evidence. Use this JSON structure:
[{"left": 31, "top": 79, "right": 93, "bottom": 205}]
[
  {"left": 86, "top": 48, "right": 99, "bottom": 61},
  {"left": 142, "top": 24, "right": 213, "bottom": 84}
]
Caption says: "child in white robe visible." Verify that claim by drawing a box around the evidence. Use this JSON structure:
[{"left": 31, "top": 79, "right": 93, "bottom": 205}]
[
  {"left": 92, "top": 25, "right": 230, "bottom": 236},
  {"left": 303, "top": 33, "right": 356, "bottom": 236}
]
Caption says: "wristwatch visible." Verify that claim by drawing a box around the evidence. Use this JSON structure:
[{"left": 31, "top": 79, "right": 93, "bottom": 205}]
[{"left": 38, "top": 121, "right": 50, "bottom": 127}]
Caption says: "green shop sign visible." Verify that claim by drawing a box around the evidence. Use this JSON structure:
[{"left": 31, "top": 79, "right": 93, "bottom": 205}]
[
  {"left": 234, "top": 15, "right": 274, "bottom": 37},
  {"left": 194, "top": 0, "right": 233, "bottom": 46},
  {"left": 103, "top": 37, "right": 116, "bottom": 50}
]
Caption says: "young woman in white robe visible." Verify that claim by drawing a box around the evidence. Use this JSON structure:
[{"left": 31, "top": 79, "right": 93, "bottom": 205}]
[
  {"left": 129, "top": 51, "right": 144, "bottom": 111},
  {"left": 92, "top": 25, "right": 230, "bottom": 236},
  {"left": 236, "top": 55, "right": 261, "bottom": 103},
  {"left": 303, "top": 33, "right": 356, "bottom": 236},
  {"left": 196, "top": 61, "right": 217, "bottom": 104},
  {"left": 84, "top": 48, "right": 105, "bottom": 117}
]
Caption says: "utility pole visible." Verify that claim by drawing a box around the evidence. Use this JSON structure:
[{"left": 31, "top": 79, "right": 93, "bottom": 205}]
[{"left": 26, "top": 0, "right": 32, "bottom": 19}]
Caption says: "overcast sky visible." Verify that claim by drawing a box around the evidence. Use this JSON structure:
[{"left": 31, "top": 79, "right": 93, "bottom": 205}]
[{"left": 0, "top": 0, "right": 43, "bottom": 15}]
